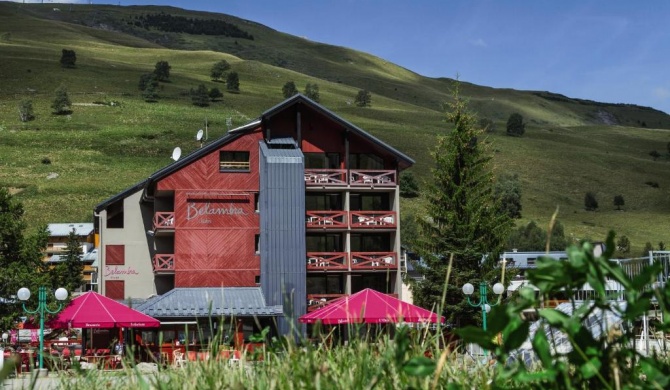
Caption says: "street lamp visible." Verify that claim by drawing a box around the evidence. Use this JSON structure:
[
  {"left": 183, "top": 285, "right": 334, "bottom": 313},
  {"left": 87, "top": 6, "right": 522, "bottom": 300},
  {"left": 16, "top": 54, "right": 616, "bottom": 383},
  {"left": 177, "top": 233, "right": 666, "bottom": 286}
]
[
  {"left": 462, "top": 282, "right": 505, "bottom": 332},
  {"left": 17, "top": 286, "right": 68, "bottom": 371}
]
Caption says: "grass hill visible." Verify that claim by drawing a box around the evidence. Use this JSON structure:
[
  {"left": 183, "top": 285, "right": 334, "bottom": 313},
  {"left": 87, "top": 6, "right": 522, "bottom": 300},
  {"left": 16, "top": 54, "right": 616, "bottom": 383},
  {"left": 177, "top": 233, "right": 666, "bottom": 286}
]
[{"left": 0, "top": 2, "right": 669, "bottom": 253}]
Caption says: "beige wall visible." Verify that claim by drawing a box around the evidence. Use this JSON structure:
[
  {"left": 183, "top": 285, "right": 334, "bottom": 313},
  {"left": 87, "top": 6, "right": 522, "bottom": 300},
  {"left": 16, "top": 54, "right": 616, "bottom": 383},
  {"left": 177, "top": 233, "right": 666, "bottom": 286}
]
[{"left": 99, "top": 190, "right": 156, "bottom": 300}]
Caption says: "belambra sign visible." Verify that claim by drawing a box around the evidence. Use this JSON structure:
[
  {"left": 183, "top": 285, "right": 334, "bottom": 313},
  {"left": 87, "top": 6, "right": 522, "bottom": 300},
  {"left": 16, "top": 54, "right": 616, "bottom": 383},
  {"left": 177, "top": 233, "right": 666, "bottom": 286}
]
[{"left": 186, "top": 201, "right": 246, "bottom": 220}]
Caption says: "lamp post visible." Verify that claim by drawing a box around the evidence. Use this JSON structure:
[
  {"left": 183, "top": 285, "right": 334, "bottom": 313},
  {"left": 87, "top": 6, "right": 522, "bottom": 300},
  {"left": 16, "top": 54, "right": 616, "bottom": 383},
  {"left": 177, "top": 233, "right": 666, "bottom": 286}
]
[
  {"left": 462, "top": 282, "right": 505, "bottom": 332},
  {"left": 17, "top": 286, "right": 68, "bottom": 372}
]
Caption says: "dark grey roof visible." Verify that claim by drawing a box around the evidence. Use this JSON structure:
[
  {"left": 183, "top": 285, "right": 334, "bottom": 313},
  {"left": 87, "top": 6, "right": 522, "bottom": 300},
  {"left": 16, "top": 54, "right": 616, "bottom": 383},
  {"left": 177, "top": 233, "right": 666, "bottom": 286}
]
[
  {"left": 133, "top": 287, "right": 283, "bottom": 318},
  {"left": 261, "top": 94, "right": 415, "bottom": 169}
]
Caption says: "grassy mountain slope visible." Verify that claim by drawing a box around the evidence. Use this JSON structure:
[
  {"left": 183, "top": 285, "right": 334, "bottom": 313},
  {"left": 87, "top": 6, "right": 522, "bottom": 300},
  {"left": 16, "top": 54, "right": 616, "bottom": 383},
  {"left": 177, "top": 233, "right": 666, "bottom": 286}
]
[{"left": 0, "top": 2, "right": 669, "bottom": 252}]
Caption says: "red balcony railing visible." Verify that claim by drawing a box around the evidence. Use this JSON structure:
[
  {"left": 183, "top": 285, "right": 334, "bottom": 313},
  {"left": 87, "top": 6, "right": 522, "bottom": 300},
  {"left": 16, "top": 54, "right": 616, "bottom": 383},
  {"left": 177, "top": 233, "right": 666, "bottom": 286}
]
[
  {"left": 306, "top": 211, "right": 347, "bottom": 229},
  {"left": 304, "top": 169, "right": 347, "bottom": 186},
  {"left": 349, "top": 170, "right": 396, "bottom": 186},
  {"left": 307, "top": 294, "right": 345, "bottom": 312},
  {"left": 306, "top": 252, "right": 348, "bottom": 271},
  {"left": 153, "top": 212, "right": 175, "bottom": 230},
  {"left": 152, "top": 254, "right": 175, "bottom": 274},
  {"left": 350, "top": 211, "right": 397, "bottom": 229},
  {"left": 351, "top": 252, "right": 397, "bottom": 270}
]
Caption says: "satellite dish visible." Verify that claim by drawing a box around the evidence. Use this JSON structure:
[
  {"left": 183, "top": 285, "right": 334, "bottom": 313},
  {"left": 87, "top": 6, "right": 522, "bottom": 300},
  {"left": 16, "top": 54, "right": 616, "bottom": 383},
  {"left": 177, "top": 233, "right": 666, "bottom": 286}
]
[
  {"left": 171, "top": 147, "right": 182, "bottom": 161},
  {"left": 196, "top": 129, "right": 204, "bottom": 141}
]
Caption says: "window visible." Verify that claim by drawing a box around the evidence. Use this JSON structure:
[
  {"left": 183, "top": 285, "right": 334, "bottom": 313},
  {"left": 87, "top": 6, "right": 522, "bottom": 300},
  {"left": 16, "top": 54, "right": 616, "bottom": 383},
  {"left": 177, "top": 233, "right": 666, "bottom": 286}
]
[
  {"left": 254, "top": 193, "right": 260, "bottom": 212},
  {"left": 219, "top": 151, "right": 250, "bottom": 171},
  {"left": 350, "top": 234, "right": 390, "bottom": 252},
  {"left": 254, "top": 275, "right": 260, "bottom": 285},
  {"left": 106, "top": 245, "right": 125, "bottom": 265},
  {"left": 351, "top": 274, "right": 390, "bottom": 293},
  {"left": 350, "top": 153, "right": 383, "bottom": 170},
  {"left": 304, "top": 153, "right": 340, "bottom": 169},
  {"left": 306, "top": 193, "right": 342, "bottom": 210},
  {"left": 306, "top": 274, "right": 343, "bottom": 295},
  {"left": 350, "top": 193, "right": 389, "bottom": 211},
  {"left": 105, "top": 280, "right": 125, "bottom": 300},
  {"left": 255, "top": 234, "right": 260, "bottom": 254},
  {"left": 106, "top": 199, "right": 124, "bottom": 228},
  {"left": 306, "top": 233, "right": 343, "bottom": 252}
]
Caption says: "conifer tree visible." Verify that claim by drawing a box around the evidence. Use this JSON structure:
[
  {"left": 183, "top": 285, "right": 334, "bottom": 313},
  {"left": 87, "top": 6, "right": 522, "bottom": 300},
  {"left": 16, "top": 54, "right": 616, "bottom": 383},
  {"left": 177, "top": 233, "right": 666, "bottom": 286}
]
[
  {"left": 55, "top": 231, "right": 84, "bottom": 293},
  {"left": 412, "top": 84, "right": 512, "bottom": 328}
]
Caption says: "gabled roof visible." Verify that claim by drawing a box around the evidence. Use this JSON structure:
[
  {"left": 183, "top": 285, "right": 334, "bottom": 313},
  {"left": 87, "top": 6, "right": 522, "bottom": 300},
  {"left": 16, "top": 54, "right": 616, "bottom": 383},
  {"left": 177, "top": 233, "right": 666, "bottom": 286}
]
[
  {"left": 133, "top": 287, "right": 283, "bottom": 318},
  {"left": 47, "top": 223, "right": 94, "bottom": 237},
  {"left": 95, "top": 95, "right": 414, "bottom": 212},
  {"left": 262, "top": 94, "right": 415, "bottom": 169}
]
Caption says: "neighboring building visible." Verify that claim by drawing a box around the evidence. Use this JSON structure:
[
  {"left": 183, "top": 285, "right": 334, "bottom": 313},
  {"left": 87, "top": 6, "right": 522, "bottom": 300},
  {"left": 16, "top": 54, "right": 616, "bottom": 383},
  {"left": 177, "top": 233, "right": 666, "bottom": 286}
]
[
  {"left": 93, "top": 95, "right": 414, "bottom": 337},
  {"left": 45, "top": 223, "right": 97, "bottom": 292}
]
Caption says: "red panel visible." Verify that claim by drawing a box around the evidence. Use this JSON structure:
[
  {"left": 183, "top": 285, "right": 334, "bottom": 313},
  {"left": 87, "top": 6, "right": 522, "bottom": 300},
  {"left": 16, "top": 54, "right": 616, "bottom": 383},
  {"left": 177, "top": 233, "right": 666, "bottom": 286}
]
[
  {"left": 175, "top": 270, "right": 259, "bottom": 287},
  {"left": 105, "top": 280, "right": 125, "bottom": 300},
  {"left": 156, "top": 130, "right": 263, "bottom": 192},
  {"left": 106, "top": 245, "right": 125, "bottom": 265}
]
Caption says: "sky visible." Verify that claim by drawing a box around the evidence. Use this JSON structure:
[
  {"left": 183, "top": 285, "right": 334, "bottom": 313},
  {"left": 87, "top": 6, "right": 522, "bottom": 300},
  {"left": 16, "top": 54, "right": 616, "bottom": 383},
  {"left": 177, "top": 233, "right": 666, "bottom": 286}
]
[{"left": 18, "top": 0, "right": 670, "bottom": 114}]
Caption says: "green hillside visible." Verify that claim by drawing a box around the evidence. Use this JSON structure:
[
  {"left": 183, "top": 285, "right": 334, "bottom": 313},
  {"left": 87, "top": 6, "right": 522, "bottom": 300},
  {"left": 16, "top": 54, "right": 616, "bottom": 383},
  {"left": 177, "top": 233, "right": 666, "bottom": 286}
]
[{"left": 0, "top": 2, "right": 669, "bottom": 253}]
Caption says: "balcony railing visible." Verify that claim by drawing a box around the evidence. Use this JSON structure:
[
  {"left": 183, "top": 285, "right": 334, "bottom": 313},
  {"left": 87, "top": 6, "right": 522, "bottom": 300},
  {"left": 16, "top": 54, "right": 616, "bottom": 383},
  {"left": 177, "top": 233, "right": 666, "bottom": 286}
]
[
  {"left": 152, "top": 254, "right": 175, "bottom": 274},
  {"left": 351, "top": 252, "right": 397, "bottom": 270},
  {"left": 153, "top": 212, "right": 175, "bottom": 231},
  {"left": 349, "top": 170, "right": 396, "bottom": 187},
  {"left": 306, "top": 211, "right": 347, "bottom": 229},
  {"left": 307, "top": 294, "right": 345, "bottom": 312},
  {"left": 350, "top": 211, "right": 397, "bottom": 229},
  {"left": 307, "top": 252, "right": 348, "bottom": 271},
  {"left": 304, "top": 169, "right": 397, "bottom": 187},
  {"left": 304, "top": 169, "right": 347, "bottom": 186}
]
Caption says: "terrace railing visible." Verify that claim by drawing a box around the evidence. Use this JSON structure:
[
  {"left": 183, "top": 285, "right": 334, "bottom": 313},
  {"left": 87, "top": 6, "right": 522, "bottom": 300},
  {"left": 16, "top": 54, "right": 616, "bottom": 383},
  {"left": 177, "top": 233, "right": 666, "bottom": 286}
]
[
  {"left": 351, "top": 252, "right": 397, "bottom": 270},
  {"left": 304, "top": 169, "right": 347, "bottom": 186},
  {"left": 153, "top": 212, "right": 175, "bottom": 231},
  {"left": 350, "top": 211, "right": 397, "bottom": 229},
  {"left": 349, "top": 170, "right": 396, "bottom": 187},
  {"left": 152, "top": 254, "right": 175, "bottom": 274},
  {"left": 306, "top": 252, "right": 348, "bottom": 271},
  {"left": 306, "top": 211, "right": 348, "bottom": 229},
  {"left": 307, "top": 294, "right": 345, "bottom": 312}
]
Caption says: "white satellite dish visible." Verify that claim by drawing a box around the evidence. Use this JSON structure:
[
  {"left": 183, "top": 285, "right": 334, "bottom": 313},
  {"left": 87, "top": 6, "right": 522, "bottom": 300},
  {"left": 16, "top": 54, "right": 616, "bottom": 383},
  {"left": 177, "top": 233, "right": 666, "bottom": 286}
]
[
  {"left": 196, "top": 129, "right": 204, "bottom": 141},
  {"left": 171, "top": 147, "right": 182, "bottom": 161}
]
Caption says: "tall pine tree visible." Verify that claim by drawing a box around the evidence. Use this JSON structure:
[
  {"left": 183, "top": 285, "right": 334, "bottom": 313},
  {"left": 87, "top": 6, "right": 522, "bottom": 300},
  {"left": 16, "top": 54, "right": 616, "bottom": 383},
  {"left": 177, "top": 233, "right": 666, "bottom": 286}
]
[
  {"left": 55, "top": 230, "right": 84, "bottom": 293},
  {"left": 412, "top": 84, "right": 512, "bottom": 328}
]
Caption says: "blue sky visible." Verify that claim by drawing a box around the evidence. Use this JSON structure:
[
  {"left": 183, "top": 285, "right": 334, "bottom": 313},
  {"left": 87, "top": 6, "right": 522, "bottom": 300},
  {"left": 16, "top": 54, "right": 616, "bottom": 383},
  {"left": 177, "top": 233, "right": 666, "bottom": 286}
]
[{"left": 22, "top": 0, "right": 670, "bottom": 114}]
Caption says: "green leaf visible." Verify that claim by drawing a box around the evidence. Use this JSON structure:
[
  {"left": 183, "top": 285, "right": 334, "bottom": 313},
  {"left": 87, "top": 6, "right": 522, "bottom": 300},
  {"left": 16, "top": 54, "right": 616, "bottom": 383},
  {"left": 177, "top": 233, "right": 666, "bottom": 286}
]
[
  {"left": 579, "top": 356, "right": 602, "bottom": 379},
  {"left": 504, "top": 321, "right": 530, "bottom": 351},
  {"left": 531, "top": 328, "right": 552, "bottom": 367},
  {"left": 538, "top": 308, "right": 569, "bottom": 328},
  {"left": 402, "top": 357, "right": 436, "bottom": 377}
]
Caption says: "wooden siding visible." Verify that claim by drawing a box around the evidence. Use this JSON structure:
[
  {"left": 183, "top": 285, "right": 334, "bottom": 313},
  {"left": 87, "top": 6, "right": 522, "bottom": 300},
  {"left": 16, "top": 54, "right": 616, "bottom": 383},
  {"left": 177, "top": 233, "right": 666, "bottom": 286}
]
[
  {"left": 106, "top": 245, "right": 125, "bottom": 265},
  {"left": 105, "top": 280, "right": 125, "bottom": 300}
]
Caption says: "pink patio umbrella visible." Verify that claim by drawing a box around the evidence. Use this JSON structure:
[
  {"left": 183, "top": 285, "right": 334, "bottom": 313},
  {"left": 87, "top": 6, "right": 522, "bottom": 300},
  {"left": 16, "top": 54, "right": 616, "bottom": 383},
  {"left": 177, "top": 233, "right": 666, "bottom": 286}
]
[
  {"left": 47, "top": 291, "right": 159, "bottom": 329},
  {"left": 299, "top": 288, "right": 443, "bottom": 325}
]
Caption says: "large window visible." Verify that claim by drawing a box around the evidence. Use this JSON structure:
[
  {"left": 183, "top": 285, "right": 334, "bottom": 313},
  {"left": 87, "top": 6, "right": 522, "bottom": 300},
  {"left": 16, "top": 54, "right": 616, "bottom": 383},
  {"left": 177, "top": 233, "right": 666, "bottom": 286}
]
[
  {"left": 351, "top": 274, "right": 391, "bottom": 294},
  {"left": 350, "top": 153, "right": 383, "bottom": 170},
  {"left": 307, "top": 274, "right": 344, "bottom": 295},
  {"left": 219, "top": 151, "right": 250, "bottom": 171},
  {"left": 350, "top": 193, "right": 389, "bottom": 211},
  {"left": 304, "top": 152, "right": 340, "bottom": 169},
  {"left": 306, "top": 193, "right": 342, "bottom": 211},
  {"left": 106, "top": 199, "right": 124, "bottom": 228},
  {"left": 350, "top": 233, "right": 390, "bottom": 252},
  {"left": 306, "top": 233, "right": 343, "bottom": 252}
]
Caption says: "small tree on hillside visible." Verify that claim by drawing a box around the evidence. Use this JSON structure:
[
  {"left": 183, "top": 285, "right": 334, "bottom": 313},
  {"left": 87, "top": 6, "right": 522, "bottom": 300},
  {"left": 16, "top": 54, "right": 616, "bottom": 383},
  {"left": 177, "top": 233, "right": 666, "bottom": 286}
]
[
  {"left": 506, "top": 112, "right": 525, "bottom": 137},
  {"left": 613, "top": 195, "right": 625, "bottom": 211},
  {"left": 659, "top": 242, "right": 666, "bottom": 251},
  {"left": 142, "top": 84, "right": 159, "bottom": 102},
  {"left": 18, "top": 100, "right": 35, "bottom": 122},
  {"left": 616, "top": 235, "right": 631, "bottom": 257},
  {"left": 584, "top": 192, "right": 598, "bottom": 211},
  {"left": 60, "top": 49, "right": 77, "bottom": 68},
  {"left": 191, "top": 84, "right": 210, "bottom": 107},
  {"left": 649, "top": 150, "right": 661, "bottom": 161},
  {"left": 210, "top": 59, "right": 231, "bottom": 81},
  {"left": 51, "top": 85, "right": 72, "bottom": 115},
  {"left": 138, "top": 73, "right": 159, "bottom": 91},
  {"left": 153, "top": 60, "right": 171, "bottom": 82},
  {"left": 642, "top": 242, "right": 654, "bottom": 257},
  {"left": 479, "top": 118, "right": 496, "bottom": 133},
  {"left": 209, "top": 87, "right": 223, "bottom": 102},
  {"left": 495, "top": 173, "right": 522, "bottom": 219},
  {"left": 282, "top": 81, "right": 298, "bottom": 98},
  {"left": 226, "top": 72, "right": 240, "bottom": 92},
  {"left": 355, "top": 89, "right": 371, "bottom": 107},
  {"left": 304, "top": 83, "right": 320, "bottom": 102}
]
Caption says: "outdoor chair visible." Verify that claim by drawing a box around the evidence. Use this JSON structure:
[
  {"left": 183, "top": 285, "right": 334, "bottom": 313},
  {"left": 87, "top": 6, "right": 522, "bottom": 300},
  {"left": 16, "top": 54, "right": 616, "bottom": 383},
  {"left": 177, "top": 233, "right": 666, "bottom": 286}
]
[{"left": 172, "top": 350, "right": 186, "bottom": 368}]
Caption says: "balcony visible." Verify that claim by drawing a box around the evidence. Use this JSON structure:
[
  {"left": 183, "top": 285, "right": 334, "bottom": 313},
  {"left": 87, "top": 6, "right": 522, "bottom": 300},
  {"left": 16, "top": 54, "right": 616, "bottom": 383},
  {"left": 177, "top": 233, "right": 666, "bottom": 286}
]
[
  {"left": 306, "top": 211, "right": 347, "bottom": 229},
  {"left": 350, "top": 211, "right": 397, "bottom": 229},
  {"left": 306, "top": 252, "right": 348, "bottom": 271},
  {"left": 349, "top": 170, "right": 396, "bottom": 187},
  {"left": 351, "top": 252, "right": 397, "bottom": 270},
  {"left": 307, "top": 294, "right": 345, "bottom": 312},
  {"left": 152, "top": 254, "right": 175, "bottom": 274},
  {"left": 153, "top": 212, "right": 175, "bottom": 232},
  {"left": 304, "top": 169, "right": 347, "bottom": 186}
]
